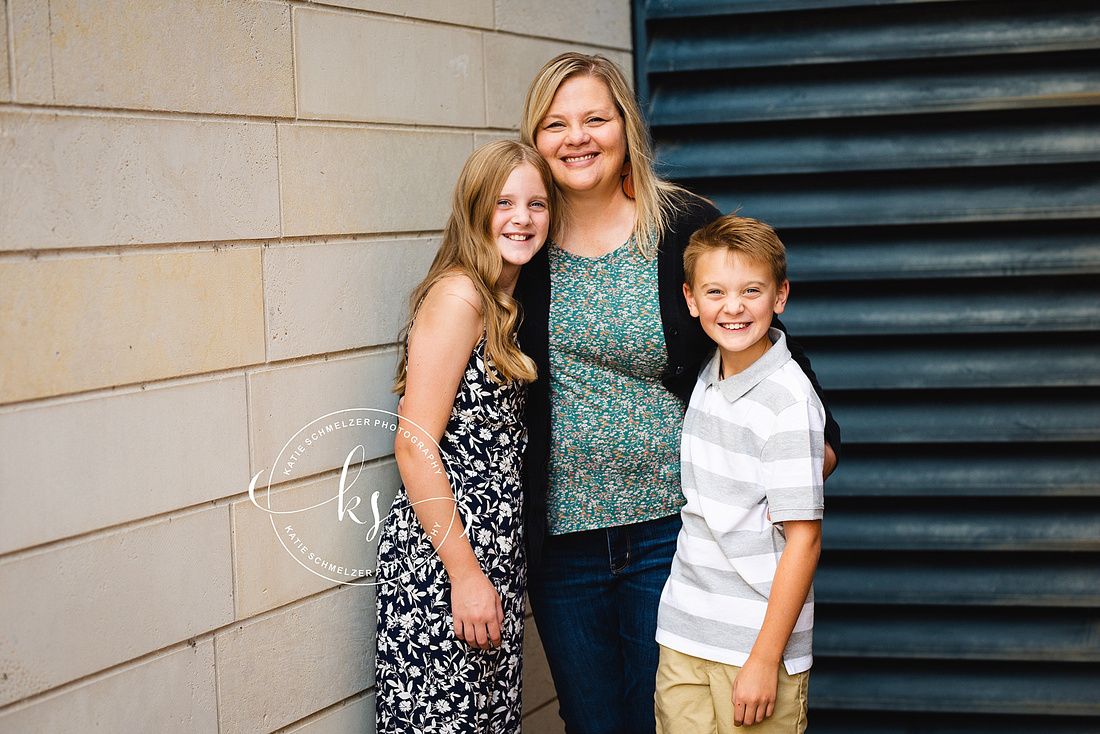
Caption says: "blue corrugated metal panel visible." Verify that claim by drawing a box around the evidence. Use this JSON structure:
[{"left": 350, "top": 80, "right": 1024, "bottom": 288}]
[{"left": 635, "top": 0, "right": 1100, "bottom": 727}]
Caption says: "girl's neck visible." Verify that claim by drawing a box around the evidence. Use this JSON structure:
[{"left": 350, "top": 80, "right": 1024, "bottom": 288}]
[{"left": 498, "top": 263, "right": 520, "bottom": 296}]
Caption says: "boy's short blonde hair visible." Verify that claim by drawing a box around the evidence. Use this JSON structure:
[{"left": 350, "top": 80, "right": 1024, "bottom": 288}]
[{"left": 684, "top": 215, "right": 787, "bottom": 289}]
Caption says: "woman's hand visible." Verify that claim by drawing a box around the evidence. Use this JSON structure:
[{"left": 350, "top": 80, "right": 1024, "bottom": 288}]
[
  {"left": 823, "top": 441, "right": 837, "bottom": 481},
  {"left": 451, "top": 570, "right": 504, "bottom": 649}
]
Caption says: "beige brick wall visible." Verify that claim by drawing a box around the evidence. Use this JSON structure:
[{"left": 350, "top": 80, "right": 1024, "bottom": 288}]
[{"left": 0, "top": 0, "right": 629, "bottom": 731}]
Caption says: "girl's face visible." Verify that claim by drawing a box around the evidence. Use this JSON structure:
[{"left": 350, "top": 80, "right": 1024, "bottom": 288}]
[
  {"left": 534, "top": 75, "right": 627, "bottom": 197},
  {"left": 491, "top": 162, "right": 550, "bottom": 276}
]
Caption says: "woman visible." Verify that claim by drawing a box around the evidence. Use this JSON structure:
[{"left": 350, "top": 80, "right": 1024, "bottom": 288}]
[
  {"left": 513, "top": 53, "right": 840, "bottom": 733},
  {"left": 376, "top": 140, "right": 559, "bottom": 733}
]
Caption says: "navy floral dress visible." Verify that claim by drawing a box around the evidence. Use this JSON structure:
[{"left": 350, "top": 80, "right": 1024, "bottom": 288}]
[{"left": 376, "top": 336, "right": 527, "bottom": 734}]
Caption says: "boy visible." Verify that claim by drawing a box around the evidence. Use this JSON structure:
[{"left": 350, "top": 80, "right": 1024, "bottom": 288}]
[{"left": 655, "top": 215, "right": 825, "bottom": 733}]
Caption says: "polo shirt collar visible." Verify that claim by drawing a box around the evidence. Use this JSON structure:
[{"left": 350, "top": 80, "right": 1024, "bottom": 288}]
[{"left": 703, "top": 328, "right": 792, "bottom": 403}]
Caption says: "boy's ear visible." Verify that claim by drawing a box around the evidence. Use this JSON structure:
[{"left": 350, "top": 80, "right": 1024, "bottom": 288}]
[
  {"left": 773, "top": 279, "right": 790, "bottom": 315},
  {"left": 683, "top": 283, "right": 700, "bottom": 317}
]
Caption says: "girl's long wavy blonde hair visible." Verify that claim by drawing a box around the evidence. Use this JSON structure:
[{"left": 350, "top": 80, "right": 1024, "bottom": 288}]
[
  {"left": 520, "top": 52, "right": 690, "bottom": 260},
  {"left": 394, "top": 140, "right": 560, "bottom": 394}
]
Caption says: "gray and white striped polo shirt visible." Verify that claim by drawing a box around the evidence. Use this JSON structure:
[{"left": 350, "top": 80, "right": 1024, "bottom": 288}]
[{"left": 656, "top": 329, "right": 825, "bottom": 674}]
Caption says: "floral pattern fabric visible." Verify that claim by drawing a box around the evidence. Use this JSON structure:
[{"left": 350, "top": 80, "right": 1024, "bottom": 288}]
[
  {"left": 546, "top": 241, "right": 686, "bottom": 534},
  {"left": 376, "top": 336, "right": 527, "bottom": 734}
]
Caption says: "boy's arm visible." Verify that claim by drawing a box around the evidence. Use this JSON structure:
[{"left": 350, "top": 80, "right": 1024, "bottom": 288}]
[{"left": 732, "top": 519, "right": 822, "bottom": 727}]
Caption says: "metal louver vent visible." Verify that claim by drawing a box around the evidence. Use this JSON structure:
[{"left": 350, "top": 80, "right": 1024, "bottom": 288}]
[{"left": 634, "top": 1, "right": 1100, "bottom": 729}]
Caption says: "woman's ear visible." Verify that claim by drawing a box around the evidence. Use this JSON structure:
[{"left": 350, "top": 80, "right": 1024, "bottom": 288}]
[{"left": 621, "top": 160, "right": 635, "bottom": 199}]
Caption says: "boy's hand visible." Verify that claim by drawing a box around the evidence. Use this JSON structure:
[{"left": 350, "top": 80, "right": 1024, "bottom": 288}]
[{"left": 731, "top": 656, "right": 778, "bottom": 727}]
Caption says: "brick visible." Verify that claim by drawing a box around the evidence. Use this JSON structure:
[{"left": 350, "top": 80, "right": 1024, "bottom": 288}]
[
  {"left": 0, "top": 13, "right": 10, "bottom": 103},
  {"left": 283, "top": 695, "right": 374, "bottom": 734},
  {"left": 0, "top": 376, "right": 248, "bottom": 555},
  {"left": 296, "top": 8, "right": 485, "bottom": 125},
  {"left": 248, "top": 350, "right": 402, "bottom": 488},
  {"left": 264, "top": 238, "right": 439, "bottom": 361},
  {"left": 35, "top": 0, "right": 293, "bottom": 115},
  {"left": 279, "top": 124, "right": 472, "bottom": 237},
  {"left": 522, "top": 612, "right": 559, "bottom": 714},
  {"left": 310, "top": 0, "right": 493, "bottom": 28},
  {"left": 522, "top": 703, "right": 567, "bottom": 734},
  {"left": 484, "top": 35, "right": 633, "bottom": 130},
  {"left": 215, "top": 587, "right": 375, "bottom": 734},
  {"left": 0, "top": 248, "right": 265, "bottom": 403},
  {"left": 9, "top": 0, "right": 52, "bottom": 103},
  {"left": 0, "top": 506, "right": 234, "bottom": 706},
  {"left": 0, "top": 112, "right": 280, "bottom": 251},
  {"left": 475, "top": 131, "right": 519, "bottom": 151},
  {"left": 495, "top": 0, "right": 632, "bottom": 50},
  {"left": 233, "top": 461, "right": 400, "bottom": 618},
  {"left": 0, "top": 642, "right": 217, "bottom": 733}
]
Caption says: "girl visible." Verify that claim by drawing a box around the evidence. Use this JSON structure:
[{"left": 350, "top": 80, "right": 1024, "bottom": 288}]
[{"left": 375, "top": 140, "right": 559, "bottom": 734}]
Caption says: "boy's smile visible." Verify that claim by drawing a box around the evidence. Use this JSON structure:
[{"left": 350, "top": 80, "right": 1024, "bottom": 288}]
[{"left": 683, "top": 250, "right": 790, "bottom": 377}]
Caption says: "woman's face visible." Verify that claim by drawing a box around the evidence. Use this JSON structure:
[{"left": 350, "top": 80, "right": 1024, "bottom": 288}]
[{"left": 534, "top": 75, "right": 627, "bottom": 198}]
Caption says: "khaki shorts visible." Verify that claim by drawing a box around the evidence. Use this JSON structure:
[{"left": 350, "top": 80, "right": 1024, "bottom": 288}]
[{"left": 655, "top": 645, "right": 809, "bottom": 734}]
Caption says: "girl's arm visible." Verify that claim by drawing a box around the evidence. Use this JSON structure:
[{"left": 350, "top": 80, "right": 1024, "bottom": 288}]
[
  {"left": 731, "top": 519, "right": 822, "bottom": 727},
  {"left": 396, "top": 275, "right": 504, "bottom": 650}
]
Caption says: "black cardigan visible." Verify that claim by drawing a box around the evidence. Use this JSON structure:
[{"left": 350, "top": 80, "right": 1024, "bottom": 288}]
[{"left": 514, "top": 192, "right": 841, "bottom": 567}]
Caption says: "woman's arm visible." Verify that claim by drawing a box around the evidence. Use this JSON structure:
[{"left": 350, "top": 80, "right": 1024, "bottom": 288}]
[
  {"left": 772, "top": 315, "right": 841, "bottom": 477},
  {"left": 397, "top": 275, "right": 504, "bottom": 650}
]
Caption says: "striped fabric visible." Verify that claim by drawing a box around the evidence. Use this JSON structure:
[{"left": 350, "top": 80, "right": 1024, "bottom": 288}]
[{"left": 656, "top": 329, "right": 825, "bottom": 675}]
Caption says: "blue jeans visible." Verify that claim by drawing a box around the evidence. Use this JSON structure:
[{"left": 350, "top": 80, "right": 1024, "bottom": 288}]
[{"left": 527, "top": 513, "right": 681, "bottom": 734}]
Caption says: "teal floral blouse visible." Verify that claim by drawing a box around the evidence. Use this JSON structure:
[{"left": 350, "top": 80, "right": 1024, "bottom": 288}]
[{"left": 546, "top": 240, "right": 685, "bottom": 534}]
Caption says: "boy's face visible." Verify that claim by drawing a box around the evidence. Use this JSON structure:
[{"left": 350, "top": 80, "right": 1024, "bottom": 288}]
[{"left": 683, "top": 249, "right": 790, "bottom": 377}]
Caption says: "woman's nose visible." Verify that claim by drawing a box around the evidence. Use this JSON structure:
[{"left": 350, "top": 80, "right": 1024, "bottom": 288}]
[{"left": 565, "top": 125, "right": 589, "bottom": 146}]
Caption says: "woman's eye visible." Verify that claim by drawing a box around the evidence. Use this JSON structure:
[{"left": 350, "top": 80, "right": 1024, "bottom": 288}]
[
  {"left": 544, "top": 121, "right": 564, "bottom": 130},
  {"left": 587, "top": 117, "right": 606, "bottom": 124}
]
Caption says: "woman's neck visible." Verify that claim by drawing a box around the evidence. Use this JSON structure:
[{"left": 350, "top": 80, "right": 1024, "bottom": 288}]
[{"left": 558, "top": 188, "right": 636, "bottom": 257}]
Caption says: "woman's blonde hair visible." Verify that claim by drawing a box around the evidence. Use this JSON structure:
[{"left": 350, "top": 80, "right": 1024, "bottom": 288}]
[
  {"left": 520, "top": 52, "right": 688, "bottom": 259},
  {"left": 394, "top": 139, "right": 559, "bottom": 394}
]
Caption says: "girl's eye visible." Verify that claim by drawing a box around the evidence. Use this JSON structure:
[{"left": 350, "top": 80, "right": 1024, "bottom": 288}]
[
  {"left": 530, "top": 201, "right": 546, "bottom": 209},
  {"left": 497, "top": 199, "right": 510, "bottom": 207}
]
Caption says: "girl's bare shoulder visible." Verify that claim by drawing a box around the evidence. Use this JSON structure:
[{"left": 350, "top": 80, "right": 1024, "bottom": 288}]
[{"left": 422, "top": 271, "right": 482, "bottom": 316}]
